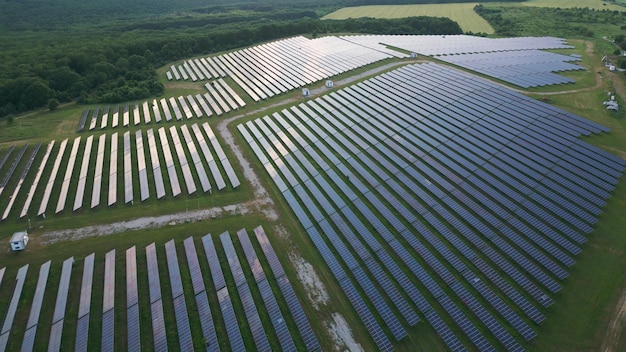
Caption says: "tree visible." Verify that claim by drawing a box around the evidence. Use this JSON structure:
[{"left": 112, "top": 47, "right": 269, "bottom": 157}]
[{"left": 47, "top": 98, "right": 60, "bottom": 111}]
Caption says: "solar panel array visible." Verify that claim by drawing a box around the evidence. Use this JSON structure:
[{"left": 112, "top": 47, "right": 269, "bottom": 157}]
[
  {"left": 167, "top": 36, "right": 393, "bottom": 102},
  {"left": 340, "top": 34, "right": 573, "bottom": 56},
  {"left": 0, "top": 227, "right": 319, "bottom": 351},
  {"left": 237, "top": 62, "right": 625, "bottom": 351},
  {"left": 436, "top": 50, "right": 583, "bottom": 88},
  {"left": 0, "top": 125, "right": 240, "bottom": 221},
  {"left": 79, "top": 86, "right": 245, "bottom": 130}
]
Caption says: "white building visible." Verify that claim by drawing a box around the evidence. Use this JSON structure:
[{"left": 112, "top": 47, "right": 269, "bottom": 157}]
[{"left": 10, "top": 231, "right": 29, "bottom": 251}]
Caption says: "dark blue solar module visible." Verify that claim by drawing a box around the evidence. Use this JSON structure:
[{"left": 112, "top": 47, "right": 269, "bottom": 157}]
[
  {"left": 238, "top": 61, "right": 625, "bottom": 351},
  {"left": 101, "top": 309, "right": 115, "bottom": 352},
  {"left": 127, "top": 303, "right": 141, "bottom": 352},
  {"left": 74, "top": 314, "right": 90, "bottom": 352}
]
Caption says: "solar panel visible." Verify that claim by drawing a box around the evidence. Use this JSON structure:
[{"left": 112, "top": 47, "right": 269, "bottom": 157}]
[
  {"left": 192, "top": 123, "right": 226, "bottom": 190},
  {"left": 158, "top": 127, "right": 181, "bottom": 197},
  {"left": 2, "top": 143, "right": 41, "bottom": 220},
  {"left": 78, "top": 253, "right": 95, "bottom": 318},
  {"left": 183, "top": 237, "right": 219, "bottom": 351},
  {"left": 0, "top": 265, "right": 28, "bottom": 351},
  {"left": 126, "top": 246, "right": 139, "bottom": 306},
  {"left": 21, "top": 261, "right": 51, "bottom": 352},
  {"left": 222, "top": 231, "right": 272, "bottom": 351},
  {"left": 20, "top": 140, "right": 55, "bottom": 218},
  {"left": 74, "top": 314, "right": 90, "bottom": 352},
  {"left": 108, "top": 133, "right": 118, "bottom": 206},
  {"left": 123, "top": 131, "right": 133, "bottom": 204},
  {"left": 90, "top": 135, "right": 107, "bottom": 208},
  {"left": 101, "top": 308, "right": 115, "bottom": 352},
  {"left": 216, "top": 287, "right": 245, "bottom": 351},
  {"left": 165, "top": 240, "right": 193, "bottom": 351},
  {"left": 102, "top": 249, "right": 116, "bottom": 312},
  {"left": 126, "top": 303, "right": 141, "bottom": 352},
  {"left": 236, "top": 60, "right": 626, "bottom": 351},
  {"left": 169, "top": 126, "right": 196, "bottom": 195}
]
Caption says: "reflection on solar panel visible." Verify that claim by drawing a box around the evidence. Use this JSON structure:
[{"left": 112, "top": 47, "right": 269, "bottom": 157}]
[
  {"left": 76, "top": 253, "right": 94, "bottom": 352},
  {"left": 21, "top": 261, "right": 51, "bottom": 352},
  {"left": 123, "top": 104, "right": 130, "bottom": 127},
  {"left": 0, "top": 144, "right": 28, "bottom": 198},
  {"left": 202, "top": 123, "right": 240, "bottom": 188},
  {"left": 142, "top": 101, "right": 152, "bottom": 124},
  {"left": 158, "top": 127, "right": 181, "bottom": 197},
  {"left": 147, "top": 129, "right": 166, "bottom": 199},
  {"left": 100, "top": 106, "right": 110, "bottom": 129},
  {"left": 0, "top": 264, "right": 29, "bottom": 351},
  {"left": 56, "top": 137, "right": 81, "bottom": 213},
  {"left": 169, "top": 126, "right": 196, "bottom": 195},
  {"left": 165, "top": 240, "right": 194, "bottom": 351},
  {"left": 252, "top": 226, "right": 320, "bottom": 351},
  {"left": 91, "top": 134, "right": 107, "bottom": 208},
  {"left": 160, "top": 98, "right": 172, "bottom": 122},
  {"left": 238, "top": 62, "right": 625, "bottom": 351},
  {"left": 108, "top": 133, "right": 118, "bottom": 206},
  {"left": 38, "top": 139, "right": 68, "bottom": 216},
  {"left": 126, "top": 246, "right": 140, "bottom": 352},
  {"left": 181, "top": 125, "right": 211, "bottom": 192},
  {"left": 73, "top": 136, "right": 93, "bottom": 211},
  {"left": 77, "top": 109, "right": 89, "bottom": 132},
  {"left": 192, "top": 123, "right": 226, "bottom": 190},
  {"left": 2, "top": 143, "right": 41, "bottom": 220},
  {"left": 437, "top": 50, "right": 582, "bottom": 88},
  {"left": 146, "top": 243, "right": 168, "bottom": 351},
  {"left": 183, "top": 237, "right": 219, "bottom": 352},
  {"left": 152, "top": 99, "right": 162, "bottom": 123},
  {"left": 169, "top": 97, "right": 183, "bottom": 121},
  {"left": 112, "top": 104, "right": 119, "bottom": 128},
  {"left": 203, "top": 234, "right": 245, "bottom": 351},
  {"left": 101, "top": 249, "right": 115, "bottom": 352},
  {"left": 177, "top": 96, "right": 194, "bottom": 119},
  {"left": 135, "top": 130, "right": 150, "bottom": 201},
  {"left": 123, "top": 132, "right": 133, "bottom": 204},
  {"left": 48, "top": 257, "right": 73, "bottom": 352},
  {"left": 132, "top": 103, "right": 140, "bottom": 126},
  {"left": 20, "top": 141, "right": 55, "bottom": 218},
  {"left": 237, "top": 228, "right": 296, "bottom": 351}
]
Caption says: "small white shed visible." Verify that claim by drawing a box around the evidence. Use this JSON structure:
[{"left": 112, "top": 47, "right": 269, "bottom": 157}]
[{"left": 10, "top": 231, "right": 28, "bottom": 251}]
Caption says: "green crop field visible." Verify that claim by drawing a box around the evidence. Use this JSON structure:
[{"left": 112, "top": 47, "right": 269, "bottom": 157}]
[
  {"left": 521, "top": 0, "right": 626, "bottom": 11},
  {"left": 321, "top": 3, "right": 494, "bottom": 34}
]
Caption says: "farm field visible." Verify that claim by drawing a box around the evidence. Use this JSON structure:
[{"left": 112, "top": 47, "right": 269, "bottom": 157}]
[
  {"left": 520, "top": 0, "right": 626, "bottom": 11},
  {"left": 321, "top": 3, "right": 494, "bottom": 34}
]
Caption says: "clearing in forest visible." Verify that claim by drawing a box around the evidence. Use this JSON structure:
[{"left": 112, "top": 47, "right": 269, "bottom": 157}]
[{"left": 322, "top": 3, "right": 494, "bottom": 34}]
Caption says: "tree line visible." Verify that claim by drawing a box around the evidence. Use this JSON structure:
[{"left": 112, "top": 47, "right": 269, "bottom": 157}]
[{"left": 0, "top": 13, "right": 462, "bottom": 118}]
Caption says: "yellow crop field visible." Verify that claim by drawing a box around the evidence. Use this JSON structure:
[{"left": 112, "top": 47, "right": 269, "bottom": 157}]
[
  {"left": 322, "top": 3, "right": 494, "bottom": 34},
  {"left": 521, "top": 0, "right": 626, "bottom": 11}
]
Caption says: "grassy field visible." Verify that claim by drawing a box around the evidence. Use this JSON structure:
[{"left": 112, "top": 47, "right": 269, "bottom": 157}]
[
  {"left": 521, "top": 0, "right": 626, "bottom": 11},
  {"left": 321, "top": 3, "right": 494, "bottom": 34}
]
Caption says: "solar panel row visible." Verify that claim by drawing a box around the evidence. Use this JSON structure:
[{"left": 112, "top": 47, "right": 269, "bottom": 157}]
[
  {"left": 238, "top": 62, "right": 625, "bottom": 351},
  {"left": 20, "top": 141, "right": 54, "bottom": 218},
  {"left": 1, "top": 143, "right": 41, "bottom": 220},
  {"left": 146, "top": 243, "right": 168, "bottom": 350}
]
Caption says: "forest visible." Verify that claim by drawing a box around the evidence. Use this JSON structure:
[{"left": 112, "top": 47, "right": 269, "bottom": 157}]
[{"left": 0, "top": 4, "right": 462, "bottom": 118}]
